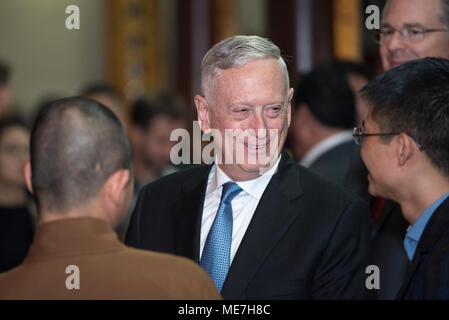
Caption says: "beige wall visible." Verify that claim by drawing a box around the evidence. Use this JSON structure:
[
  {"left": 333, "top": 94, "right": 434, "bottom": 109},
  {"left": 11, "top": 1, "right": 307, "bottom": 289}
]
[
  {"left": 235, "top": 0, "right": 267, "bottom": 36},
  {"left": 0, "top": 0, "right": 105, "bottom": 117}
]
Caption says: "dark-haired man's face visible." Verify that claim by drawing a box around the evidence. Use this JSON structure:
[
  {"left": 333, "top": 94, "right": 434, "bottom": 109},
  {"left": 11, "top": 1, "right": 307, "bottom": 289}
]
[
  {"left": 360, "top": 112, "right": 399, "bottom": 199},
  {"left": 0, "top": 126, "right": 29, "bottom": 187},
  {"left": 380, "top": 0, "right": 449, "bottom": 71},
  {"left": 140, "top": 115, "right": 184, "bottom": 174}
]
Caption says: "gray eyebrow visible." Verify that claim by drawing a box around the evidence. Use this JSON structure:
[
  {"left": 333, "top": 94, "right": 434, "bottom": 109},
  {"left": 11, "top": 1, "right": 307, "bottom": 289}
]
[{"left": 403, "top": 23, "right": 427, "bottom": 28}]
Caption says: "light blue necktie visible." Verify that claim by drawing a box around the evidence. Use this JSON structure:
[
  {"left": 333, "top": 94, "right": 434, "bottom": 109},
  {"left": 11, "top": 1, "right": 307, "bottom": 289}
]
[{"left": 200, "top": 182, "right": 242, "bottom": 292}]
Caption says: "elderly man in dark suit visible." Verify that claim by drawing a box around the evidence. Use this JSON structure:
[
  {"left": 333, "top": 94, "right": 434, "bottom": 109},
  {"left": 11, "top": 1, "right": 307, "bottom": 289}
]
[
  {"left": 0, "top": 97, "right": 220, "bottom": 300},
  {"left": 355, "top": 57, "right": 449, "bottom": 299},
  {"left": 126, "top": 35, "right": 371, "bottom": 300}
]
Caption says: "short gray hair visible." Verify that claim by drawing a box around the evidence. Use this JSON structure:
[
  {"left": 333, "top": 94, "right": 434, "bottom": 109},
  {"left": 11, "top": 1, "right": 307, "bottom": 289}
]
[
  {"left": 439, "top": 0, "right": 449, "bottom": 30},
  {"left": 200, "top": 35, "right": 290, "bottom": 100}
]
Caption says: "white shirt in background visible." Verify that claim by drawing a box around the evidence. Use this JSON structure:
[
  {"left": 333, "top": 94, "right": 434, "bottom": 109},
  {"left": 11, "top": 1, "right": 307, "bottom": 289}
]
[{"left": 300, "top": 130, "right": 354, "bottom": 168}]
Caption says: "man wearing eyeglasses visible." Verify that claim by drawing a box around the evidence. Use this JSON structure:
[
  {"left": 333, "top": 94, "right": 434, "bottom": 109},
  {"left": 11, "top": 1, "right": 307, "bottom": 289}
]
[
  {"left": 344, "top": 0, "right": 449, "bottom": 300},
  {"left": 379, "top": 0, "right": 449, "bottom": 71},
  {"left": 355, "top": 58, "right": 449, "bottom": 299}
]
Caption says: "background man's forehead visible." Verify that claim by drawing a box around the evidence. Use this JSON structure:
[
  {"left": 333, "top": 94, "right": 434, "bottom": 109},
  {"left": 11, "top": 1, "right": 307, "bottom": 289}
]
[
  {"left": 382, "top": 0, "right": 441, "bottom": 22},
  {"left": 381, "top": 22, "right": 429, "bottom": 28}
]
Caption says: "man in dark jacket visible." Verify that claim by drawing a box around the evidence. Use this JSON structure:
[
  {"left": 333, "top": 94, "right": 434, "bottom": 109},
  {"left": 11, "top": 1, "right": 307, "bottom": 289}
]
[{"left": 356, "top": 58, "right": 449, "bottom": 299}]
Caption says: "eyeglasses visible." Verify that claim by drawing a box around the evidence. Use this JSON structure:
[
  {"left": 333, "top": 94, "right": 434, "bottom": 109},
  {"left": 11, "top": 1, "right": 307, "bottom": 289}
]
[
  {"left": 375, "top": 26, "right": 448, "bottom": 44},
  {"left": 353, "top": 126, "right": 400, "bottom": 145},
  {"left": 353, "top": 122, "right": 424, "bottom": 151}
]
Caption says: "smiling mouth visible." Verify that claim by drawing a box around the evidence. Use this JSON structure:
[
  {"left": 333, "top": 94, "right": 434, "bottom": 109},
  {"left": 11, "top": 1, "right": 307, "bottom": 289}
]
[
  {"left": 390, "top": 59, "right": 414, "bottom": 68},
  {"left": 244, "top": 142, "right": 268, "bottom": 150}
]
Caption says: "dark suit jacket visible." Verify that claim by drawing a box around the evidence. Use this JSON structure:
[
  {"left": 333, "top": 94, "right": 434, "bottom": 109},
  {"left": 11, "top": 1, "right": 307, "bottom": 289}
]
[
  {"left": 0, "top": 218, "right": 221, "bottom": 300},
  {"left": 0, "top": 205, "right": 34, "bottom": 273},
  {"left": 308, "top": 140, "right": 358, "bottom": 186},
  {"left": 397, "top": 196, "right": 449, "bottom": 300},
  {"left": 344, "top": 149, "right": 410, "bottom": 300},
  {"left": 126, "top": 151, "right": 371, "bottom": 299}
]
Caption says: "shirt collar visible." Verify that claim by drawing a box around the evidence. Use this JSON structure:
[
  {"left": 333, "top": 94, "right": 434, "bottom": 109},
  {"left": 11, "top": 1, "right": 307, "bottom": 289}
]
[
  {"left": 406, "top": 191, "right": 449, "bottom": 243},
  {"left": 210, "top": 154, "right": 282, "bottom": 200},
  {"left": 300, "top": 130, "right": 354, "bottom": 168}
]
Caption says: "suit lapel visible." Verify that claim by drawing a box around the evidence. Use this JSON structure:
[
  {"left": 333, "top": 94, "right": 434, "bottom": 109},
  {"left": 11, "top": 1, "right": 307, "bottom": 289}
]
[
  {"left": 396, "top": 253, "right": 419, "bottom": 299},
  {"left": 174, "top": 165, "right": 211, "bottom": 262},
  {"left": 221, "top": 152, "right": 303, "bottom": 299},
  {"left": 371, "top": 200, "right": 398, "bottom": 238},
  {"left": 397, "top": 196, "right": 449, "bottom": 299}
]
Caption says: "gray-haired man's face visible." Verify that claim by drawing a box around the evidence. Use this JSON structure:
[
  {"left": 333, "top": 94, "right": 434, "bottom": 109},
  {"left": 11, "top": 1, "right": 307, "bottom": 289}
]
[{"left": 196, "top": 58, "right": 293, "bottom": 181}]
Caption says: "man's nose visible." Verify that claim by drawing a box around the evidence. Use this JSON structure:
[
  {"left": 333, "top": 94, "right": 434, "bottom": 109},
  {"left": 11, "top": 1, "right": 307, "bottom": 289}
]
[
  {"left": 249, "top": 112, "right": 268, "bottom": 137},
  {"left": 384, "top": 30, "right": 406, "bottom": 52}
]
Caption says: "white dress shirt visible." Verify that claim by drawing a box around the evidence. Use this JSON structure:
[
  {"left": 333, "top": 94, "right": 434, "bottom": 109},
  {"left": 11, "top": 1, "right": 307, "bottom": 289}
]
[
  {"left": 300, "top": 130, "right": 354, "bottom": 168},
  {"left": 200, "top": 156, "right": 282, "bottom": 263}
]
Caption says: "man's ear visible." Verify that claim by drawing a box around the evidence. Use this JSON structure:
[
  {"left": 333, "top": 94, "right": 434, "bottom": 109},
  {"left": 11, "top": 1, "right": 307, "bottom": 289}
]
[
  {"left": 287, "top": 88, "right": 294, "bottom": 128},
  {"left": 104, "top": 169, "right": 131, "bottom": 207},
  {"left": 102, "top": 169, "right": 132, "bottom": 228},
  {"left": 397, "top": 133, "right": 415, "bottom": 166},
  {"left": 194, "top": 95, "right": 211, "bottom": 133},
  {"left": 24, "top": 161, "right": 33, "bottom": 194}
]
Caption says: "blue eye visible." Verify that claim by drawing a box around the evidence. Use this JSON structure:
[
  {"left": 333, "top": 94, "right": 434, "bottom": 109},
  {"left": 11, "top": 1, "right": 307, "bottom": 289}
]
[{"left": 268, "top": 106, "right": 282, "bottom": 113}]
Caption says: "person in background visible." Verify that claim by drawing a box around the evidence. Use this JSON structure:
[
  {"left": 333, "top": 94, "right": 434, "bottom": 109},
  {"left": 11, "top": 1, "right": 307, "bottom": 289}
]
[
  {"left": 345, "top": 0, "right": 449, "bottom": 299},
  {"left": 129, "top": 93, "right": 187, "bottom": 189},
  {"left": 379, "top": 0, "right": 449, "bottom": 71},
  {"left": 356, "top": 57, "right": 449, "bottom": 299},
  {"left": 117, "top": 93, "right": 187, "bottom": 238},
  {"left": 290, "top": 63, "right": 357, "bottom": 186},
  {"left": 332, "top": 61, "right": 373, "bottom": 127},
  {"left": 0, "top": 118, "right": 34, "bottom": 273},
  {"left": 0, "top": 61, "right": 12, "bottom": 119},
  {"left": 81, "top": 83, "right": 127, "bottom": 126},
  {"left": 0, "top": 97, "right": 220, "bottom": 299}
]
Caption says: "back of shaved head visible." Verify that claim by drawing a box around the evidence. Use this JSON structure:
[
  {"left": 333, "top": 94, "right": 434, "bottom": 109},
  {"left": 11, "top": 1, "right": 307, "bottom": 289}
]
[{"left": 30, "top": 97, "right": 132, "bottom": 212}]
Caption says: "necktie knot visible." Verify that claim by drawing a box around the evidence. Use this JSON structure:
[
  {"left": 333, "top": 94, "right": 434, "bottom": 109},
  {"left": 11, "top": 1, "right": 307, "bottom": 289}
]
[{"left": 221, "top": 182, "right": 242, "bottom": 204}]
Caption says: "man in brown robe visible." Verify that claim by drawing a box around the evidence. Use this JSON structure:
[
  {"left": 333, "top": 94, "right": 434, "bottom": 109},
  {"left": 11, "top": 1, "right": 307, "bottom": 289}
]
[{"left": 0, "top": 97, "right": 221, "bottom": 300}]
